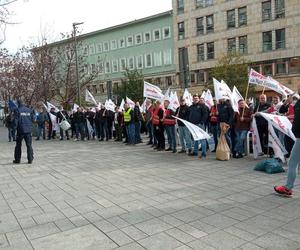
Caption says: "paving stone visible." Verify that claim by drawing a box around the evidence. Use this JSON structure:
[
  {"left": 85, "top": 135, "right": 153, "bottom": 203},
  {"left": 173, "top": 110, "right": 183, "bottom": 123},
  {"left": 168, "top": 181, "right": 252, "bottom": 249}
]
[
  {"left": 177, "top": 224, "right": 208, "bottom": 239},
  {"left": 112, "top": 242, "right": 145, "bottom": 250},
  {"left": 138, "top": 232, "right": 183, "bottom": 250},
  {"left": 165, "top": 228, "right": 196, "bottom": 243},
  {"left": 121, "top": 225, "right": 148, "bottom": 241},
  {"left": 107, "top": 229, "right": 134, "bottom": 246},
  {"left": 135, "top": 218, "right": 174, "bottom": 235},
  {"left": 0, "top": 212, "right": 21, "bottom": 234},
  {"left": 94, "top": 219, "right": 118, "bottom": 233},
  {"left": 24, "top": 222, "right": 60, "bottom": 240},
  {"left": 120, "top": 210, "right": 153, "bottom": 225},
  {"left": 199, "top": 213, "right": 239, "bottom": 230},
  {"left": 5, "top": 230, "right": 33, "bottom": 249},
  {"left": 187, "top": 239, "right": 217, "bottom": 250},
  {"left": 0, "top": 234, "right": 9, "bottom": 248}
]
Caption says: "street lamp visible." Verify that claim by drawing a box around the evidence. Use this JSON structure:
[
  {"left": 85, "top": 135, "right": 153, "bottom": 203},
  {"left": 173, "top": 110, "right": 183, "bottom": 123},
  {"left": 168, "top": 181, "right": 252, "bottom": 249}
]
[{"left": 72, "top": 22, "right": 84, "bottom": 106}]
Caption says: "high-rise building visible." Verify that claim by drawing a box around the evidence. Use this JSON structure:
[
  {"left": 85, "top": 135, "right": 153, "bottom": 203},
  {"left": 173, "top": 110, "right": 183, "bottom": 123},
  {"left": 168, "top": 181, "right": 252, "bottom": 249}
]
[{"left": 172, "top": 0, "right": 300, "bottom": 91}]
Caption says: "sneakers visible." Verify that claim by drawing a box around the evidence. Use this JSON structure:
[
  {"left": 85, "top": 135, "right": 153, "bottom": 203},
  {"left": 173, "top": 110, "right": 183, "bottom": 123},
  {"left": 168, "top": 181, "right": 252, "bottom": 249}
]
[
  {"left": 274, "top": 186, "right": 292, "bottom": 196},
  {"left": 13, "top": 160, "right": 20, "bottom": 164}
]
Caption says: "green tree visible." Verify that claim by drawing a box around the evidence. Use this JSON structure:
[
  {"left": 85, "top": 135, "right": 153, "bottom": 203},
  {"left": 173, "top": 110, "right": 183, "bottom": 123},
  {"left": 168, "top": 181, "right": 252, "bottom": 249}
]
[
  {"left": 211, "top": 53, "right": 254, "bottom": 97},
  {"left": 113, "top": 69, "right": 144, "bottom": 104}
]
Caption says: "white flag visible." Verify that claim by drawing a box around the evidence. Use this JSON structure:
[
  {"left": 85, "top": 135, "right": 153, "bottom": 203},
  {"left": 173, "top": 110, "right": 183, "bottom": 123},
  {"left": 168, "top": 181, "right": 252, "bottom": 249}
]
[
  {"left": 46, "top": 101, "right": 59, "bottom": 112},
  {"left": 204, "top": 90, "right": 214, "bottom": 109},
  {"left": 268, "top": 123, "right": 287, "bottom": 163},
  {"left": 86, "top": 119, "right": 94, "bottom": 137},
  {"left": 105, "top": 99, "right": 116, "bottom": 112},
  {"left": 183, "top": 88, "right": 192, "bottom": 106},
  {"left": 143, "top": 81, "right": 164, "bottom": 100},
  {"left": 259, "top": 112, "right": 296, "bottom": 141},
  {"left": 213, "top": 78, "right": 231, "bottom": 101},
  {"left": 72, "top": 103, "right": 79, "bottom": 112},
  {"left": 163, "top": 87, "right": 171, "bottom": 101},
  {"left": 251, "top": 118, "right": 263, "bottom": 159},
  {"left": 267, "top": 77, "right": 294, "bottom": 98},
  {"left": 49, "top": 113, "right": 58, "bottom": 131},
  {"left": 173, "top": 116, "right": 211, "bottom": 141},
  {"left": 248, "top": 68, "right": 267, "bottom": 86},
  {"left": 231, "top": 86, "right": 244, "bottom": 113},
  {"left": 126, "top": 96, "right": 135, "bottom": 109},
  {"left": 201, "top": 91, "right": 206, "bottom": 99},
  {"left": 168, "top": 92, "right": 180, "bottom": 112},
  {"left": 85, "top": 89, "right": 97, "bottom": 105},
  {"left": 140, "top": 99, "right": 147, "bottom": 113},
  {"left": 119, "top": 99, "right": 125, "bottom": 112}
]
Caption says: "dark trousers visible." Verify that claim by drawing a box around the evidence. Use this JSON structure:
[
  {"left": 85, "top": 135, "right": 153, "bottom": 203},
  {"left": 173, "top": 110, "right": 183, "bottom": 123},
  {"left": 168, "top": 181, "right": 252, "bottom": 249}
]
[
  {"left": 60, "top": 128, "right": 69, "bottom": 140},
  {"left": 107, "top": 120, "right": 113, "bottom": 139},
  {"left": 97, "top": 122, "right": 108, "bottom": 140},
  {"left": 154, "top": 125, "right": 165, "bottom": 149},
  {"left": 210, "top": 123, "right": 219, "bottom": 150},
  {"left": 75, "top": 122, "right": 86, "bottom": 140},
  {"left": 8, "top": 126, "right": 16, "bottom": 141},
  {"left": 114, "top": 123, "right": 122, "bottom": 141},
  {"left": 135, "top": 121, "right": 142, "bottom": 143},
  {"left": 14, "top": 133, "right": 34, "bottom": 162},
  {"left": 258, "top": 124, "right": 269, "bottom": 154}
]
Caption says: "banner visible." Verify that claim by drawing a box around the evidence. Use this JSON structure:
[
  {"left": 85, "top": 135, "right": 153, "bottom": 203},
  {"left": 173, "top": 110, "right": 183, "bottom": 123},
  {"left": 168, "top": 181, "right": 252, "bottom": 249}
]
[
  {"left": 268, "top": 123, "right": 287, "bottom": 163},
  {"left": 168, "top": 92, "right": 179, "bottom": 112},
  {"left": 126, "top": 96, "right": 135, "bottom": 109},
  {"left": 143, "top": 81, "right": 164, "bottom": 100},
  {"left": 119, "top": 99, "right": 125, "bottom": 112},
  {"left": 105, "top": 99, "right": 116, "bottom": 112},
  {"left": 259, "top": 112, "right": 296, "bottom": 141},
  {"left": 248, "top": 68, "right": 267, "bottom": 86},
  {"left": 201, "top": 91, "right": 206, "bottom": 99},
  {"left": 85, "top": 89, "right": 97, "bottom": 105},
  {"left": 183, "top": 88, "right": 193, "bottom": 106},
  {"left": 173, "top": 116, "right": 211, "bottom": 141},
  {"left": 232, "top": 86, "right": 244, "bottom": 113},
  {"left": 49, "top": 113, "right": 58, "bottom": 131},
  {"left": 72, "top": 103, "right": 79, "bottom": 112},
  {"left": 140, "top": 99, "right": 147, "bottom": 113},
  {"left": 204, "top": 90, "right": 214, "bottom": 109},
  {"left": 162, "top": 87, "right": 170, "bottom": 101},
  {"left": 251, "top": 118, "right": 263, "bottom": 159},
  {"left": 213, "top": 78, "right": 231, "bottom": 101},
  {"left": 46, "top": 101, "right": 59, "bottom": 112}
]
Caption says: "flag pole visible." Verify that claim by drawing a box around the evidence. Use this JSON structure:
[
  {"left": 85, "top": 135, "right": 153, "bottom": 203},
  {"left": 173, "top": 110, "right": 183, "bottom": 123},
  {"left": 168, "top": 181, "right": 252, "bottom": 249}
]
[{"left": 241, "top": 82, "right": 250, "bottom": 118}]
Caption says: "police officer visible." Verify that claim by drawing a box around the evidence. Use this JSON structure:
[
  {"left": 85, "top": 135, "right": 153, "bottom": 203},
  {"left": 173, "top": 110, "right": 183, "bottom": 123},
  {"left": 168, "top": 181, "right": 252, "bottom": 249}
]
[{"left": 13, "top": 99, "right": 34, "bottom": 164}]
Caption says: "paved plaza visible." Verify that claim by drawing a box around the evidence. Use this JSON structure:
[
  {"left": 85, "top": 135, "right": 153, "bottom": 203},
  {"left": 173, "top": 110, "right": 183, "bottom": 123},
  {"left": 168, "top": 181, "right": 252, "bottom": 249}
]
[{"left": 0, "top": 127, "right": 300, "bottom": 249}]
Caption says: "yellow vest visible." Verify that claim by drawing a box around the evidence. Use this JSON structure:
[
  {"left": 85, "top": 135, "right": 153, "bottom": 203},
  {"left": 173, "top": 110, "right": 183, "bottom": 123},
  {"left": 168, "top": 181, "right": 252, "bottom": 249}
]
[{"left": 124, "top": 108, "right": 132, "bottom": 122}]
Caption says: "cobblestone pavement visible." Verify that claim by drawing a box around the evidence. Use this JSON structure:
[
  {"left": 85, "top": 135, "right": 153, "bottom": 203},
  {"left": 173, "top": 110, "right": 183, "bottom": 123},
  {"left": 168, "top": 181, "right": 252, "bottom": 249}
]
[{"left": 0, "top": 127, "right": 300, "bottom": 249}]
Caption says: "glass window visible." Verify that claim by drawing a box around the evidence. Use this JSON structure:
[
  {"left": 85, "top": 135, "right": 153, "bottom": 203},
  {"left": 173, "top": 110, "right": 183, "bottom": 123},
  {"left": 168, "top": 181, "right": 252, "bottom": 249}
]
[
  {"left": 196, "top": 17, "right": 204, "bottom": 35},
  {"left": 178, "top": 22, "right": 185, "bottom": 40},
  {"left": 127, "top": 36, "right": 133, "bottom": 47},
  {"left": 119, "top": 38, "right": 125, "bottom": 48},
  {"left": 103, "top": 42, "right": 109, "bottom": 52},
  {"left": 83, "top": 46, "right": 89, "bottom": 55},
  {"left": 136, "top": 55, "right": 143, "bottom": 69},
  {"left": 163, "top": 49, "right": 172, "bottom": 65},
  {"left": 289, "top": 58, "right": 300, "bottom": 74},
  {"left": 177, "top": 0, "right": 184, "bottom": 12},
  {"left": 111, "top": 40, "right": 117, "bottom": 50},
  {"left": 97, "top": 43, "right": 102, "bottom": 53},
  {"left": 89, "top": 44, "right": 95, "bottom": 54},
  {"left": 206, "top": 15, "right": 214, "bottom": 33},
  {"left": 238, "top": 7, "right": 247, "bottom": 27},
  {"left": 262, "top": 64, "right": 272, "bottom": 76},
  {"left": 228, "top": 38, "right": 236, "bottom": 53},
  {"left": 98, "top": 61, "right": 104, "bottom": 74},
  {"left": 112, "top": 60, "right": 118, "bottom": 73},
  {"left": 163, "top": 27, "right": 171, "bottom": 39},
  {"left": 275, "top": 29, "right": 285, "bottom": 49},
  {"left": 276, "top": 62, "right": 286, "bottom": 74},
  {"left": 105, "top": 61, "right": 111, "bottom": 73},
  {"left": 135, "top": 34, "right": 142, "bottom": 45},
  {"left": 154, "top": 52, "right": 162, "bottom": 67},
  {"left": 128, "top": 57, "right": 134, "bottom": 70},
  {"left": 144, "top": 32, "right": 151, "bottom": 43},
  {"left": 120, "top": 58, "right": 126, "bottom": 71},
  {"left": 153, "top": 29, "right": 161, "bottom": 41},
  {"left": 197, "top": 70, "right": 205, "bottom": 84},
  {"left": 197, "top": 44, "right": 205, "bottom": 61},
  {"left": 207, "top": 42, "right": 214, "bottom": 59},
  {"left": 196, "top": 0, "right": 213, "bottom": 8},
  {"left": 275, "top": 0, "right": 285, "bottom": 19},
  {"left": 227, "top": 9, "right": 236, "bottom": 29},
  {"left": 239, "top": 36, "right": 248, "bottom": 54},
  {"left": 145, "top": 53, "right": 152, "bottom": 68},
  {"left": 91, "top": 64, "right": 96, "bottom": 74},
  {"left": 262, "top": 1, "right": 272, "bottom": 22},
  {"left": 263, "top": 31, "right": 272, "bottom": 52}
]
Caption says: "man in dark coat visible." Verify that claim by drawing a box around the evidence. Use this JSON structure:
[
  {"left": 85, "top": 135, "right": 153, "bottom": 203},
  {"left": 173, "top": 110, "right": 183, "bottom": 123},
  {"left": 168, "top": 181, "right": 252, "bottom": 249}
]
[{"left": 13, "top": 99, "right": 34, "bottom": 164}]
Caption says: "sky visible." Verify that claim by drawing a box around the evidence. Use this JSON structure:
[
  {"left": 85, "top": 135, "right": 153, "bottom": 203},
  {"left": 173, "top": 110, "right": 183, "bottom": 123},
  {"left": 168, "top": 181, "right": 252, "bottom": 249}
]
[{"left": 2, "top": 0, "right": 172, "bottom": 52}]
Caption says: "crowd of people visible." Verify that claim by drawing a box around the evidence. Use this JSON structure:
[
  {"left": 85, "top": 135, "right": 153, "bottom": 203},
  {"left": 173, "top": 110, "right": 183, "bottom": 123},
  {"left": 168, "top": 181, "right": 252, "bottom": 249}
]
[{"left": 4, "top": 90, "right": 299, "bottom": 162}]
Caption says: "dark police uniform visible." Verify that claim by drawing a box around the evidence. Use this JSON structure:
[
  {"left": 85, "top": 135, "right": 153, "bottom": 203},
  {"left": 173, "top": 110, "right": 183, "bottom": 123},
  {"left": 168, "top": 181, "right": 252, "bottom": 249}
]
[{"left": 13, "top": 101, "right": 34, "bottom": 164}]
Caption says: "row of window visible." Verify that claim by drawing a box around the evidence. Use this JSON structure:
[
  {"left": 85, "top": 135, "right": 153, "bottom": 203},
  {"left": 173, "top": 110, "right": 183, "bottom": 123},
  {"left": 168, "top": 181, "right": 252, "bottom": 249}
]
[
  {"left": 84, "top": 50, "right": 172, "bottom": 75},
  {"left": 83, "top": 27, "right": 171, "bottom": 56},
  {"left": 177, "top": 0, "right": 213, "bottom": 12},
  {"left": 195, "top": 28, "right": 286, "bottom": 62}
]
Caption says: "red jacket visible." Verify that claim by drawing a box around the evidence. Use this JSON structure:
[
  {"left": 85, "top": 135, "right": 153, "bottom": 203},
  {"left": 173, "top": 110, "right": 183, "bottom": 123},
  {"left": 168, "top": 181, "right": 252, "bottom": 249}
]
[{"left": 163, "top": 109, "right": 176, "bottom": 126}]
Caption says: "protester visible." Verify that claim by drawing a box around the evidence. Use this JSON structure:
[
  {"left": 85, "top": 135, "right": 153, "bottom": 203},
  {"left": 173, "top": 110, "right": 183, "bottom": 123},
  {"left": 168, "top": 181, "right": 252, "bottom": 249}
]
[
  {"left": 85, "top": 108, "right": 95, "bottom": 140},
  {"left": 95, "top": 105, "right": 108, "bottom": 141},
  {"left": 114, "top": 106, "right": 123, "bottom": 142},
  {"left": 152, "top": 100, "right": 165, "bottom": 151},
  {"left": 267, "top": 95, "right": 282, "bottom": 114},
  {"left": 5, "top": 111, "right": 16, "bottom": 142},
  {"left": 188, "top": 94, "right": 208, "bottom": 159},
  {"left": 176, "top": 97, "right": 192, "bottom": 154},
  {"left": 35, "top": 108, "right": 48, "bottom": 140},
  {"left": 73, "top": 107, "right": 86, "bottom": 141},
  {"left": 134, "top": 102, "right": 143, "bottom": 144},
  {"left": 13, "top": 99, "right": 34, "bottom": 164},
  {"left": 274, "top": 92, "right": 300, "bottom": 196},
  {"left": 233, "top": 100, "right": 252, "bottom": 158},
  {"left": 123, "top": 103, "right": 135, "bottom": 145},
  {"left": 47, "top": 107, "right": 57, "bottom": 140},
  {"left": 163, "top": 100, "right": 177, "bottom": 153},
  {"left": 145, "top": 99, "right": 156, "bottom": 146},
  {"left": 209, "top": 99, "right": 219, "bottom": 152}
]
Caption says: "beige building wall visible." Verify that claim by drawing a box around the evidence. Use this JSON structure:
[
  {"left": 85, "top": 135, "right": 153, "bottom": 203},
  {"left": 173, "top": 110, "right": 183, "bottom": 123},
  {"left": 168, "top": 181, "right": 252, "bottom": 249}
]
[{"left": 172, "top": 0, "right": 300, "bottom": 91}]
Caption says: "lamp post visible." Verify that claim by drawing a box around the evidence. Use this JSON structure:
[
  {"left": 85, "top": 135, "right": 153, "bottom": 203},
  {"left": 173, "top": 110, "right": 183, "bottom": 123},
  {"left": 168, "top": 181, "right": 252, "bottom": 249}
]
[{"left": 72, "top": 22, "right": 84, "bottom": 106}]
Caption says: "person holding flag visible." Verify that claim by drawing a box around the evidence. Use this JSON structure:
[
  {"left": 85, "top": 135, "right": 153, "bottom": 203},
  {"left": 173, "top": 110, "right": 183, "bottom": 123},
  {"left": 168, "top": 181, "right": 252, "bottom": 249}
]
[
  {"left": 152, "top": 100, "right": 165, "bottom": 151},
  {"left": 274, "top": 91, "right": 300, "bottom": 196},
  {"left": 209, "top": 99, "right": 219, "bottom": 152},
  {"left": 163, "top": 99, "right": 177, "bottom": 153},
  {"left": 123, "top": 103, "right": 135, "bottom": 145}
]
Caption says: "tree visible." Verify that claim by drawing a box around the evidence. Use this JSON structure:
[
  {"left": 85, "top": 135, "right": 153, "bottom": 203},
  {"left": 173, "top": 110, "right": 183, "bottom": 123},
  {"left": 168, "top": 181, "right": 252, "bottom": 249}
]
[
  {"left": 211, "top": 53, "right": 253, "bottom": 97},
  {"left": 113, "top": 69, "right": 144, "bottom": 104},
  {"left": 0, "top": 0, "right": 17, "bottom": 44}
]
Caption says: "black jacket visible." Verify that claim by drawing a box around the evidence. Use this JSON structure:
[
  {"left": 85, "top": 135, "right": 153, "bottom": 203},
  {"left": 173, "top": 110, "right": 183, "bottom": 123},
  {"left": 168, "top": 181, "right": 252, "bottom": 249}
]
[
  {"left": 175, "top": 105, "right": 189, "bottom": 127},
  {"left": 73, "top": 111, "right": 85, "bottom": 124},
  {"left": 15, "top": 104, "right": 34, "bottom": 134},
  {"left": 217, "top": 101, "right": 234, "bottom": 125},
  {"left": 134, "top": 106, "right": 143, "bottom": 122},
  {"left": 188, "top": 103, "right": 208, "bottom": 125},
  {"left": 255, "top": 102, "right": 271, "bottom": 126},
  {"left": 292, "top": 100, "right": 300, "bottom": 138}
]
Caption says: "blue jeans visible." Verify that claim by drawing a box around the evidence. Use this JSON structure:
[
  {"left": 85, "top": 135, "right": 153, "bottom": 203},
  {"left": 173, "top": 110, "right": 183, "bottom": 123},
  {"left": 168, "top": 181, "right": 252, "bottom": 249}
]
[
  {"left": 165, "top": 125, "right": 176, "bottom": 150},
  {"left": 193, "top": 123, "right": 207, "bottom": 157},
  {"left": 36, "top": 124, "right": 45, "bottom": 139},
  {"left": 126, "top": 123, "right": 135, "bottom": 144},
  {"left": 135, "top": 122, "right": 142, "bottom": 143},
  {"left": 286, "top": 139, "right": 300, "bottom": 190},
  {"left": 146, "top": 122, "right": 156, "bottom": 144},
  {"left": 75, "top": 122, "right": 86, "bottom": 140},
  {"left": 178, "top": 126, "right": 192, "bottom": 151},
  {"left": 234, "top": 130, "right": 248, "bottom": 154}
]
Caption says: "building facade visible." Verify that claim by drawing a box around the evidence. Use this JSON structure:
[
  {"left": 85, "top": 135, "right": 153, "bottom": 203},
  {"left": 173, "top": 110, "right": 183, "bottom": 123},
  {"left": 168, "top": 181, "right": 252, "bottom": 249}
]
[
  {"left": 172, "top": 0, "right": 300, "bottom": 92},
  {"left": 76, "top": 11, "right": 175, "bottom": 101}
]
